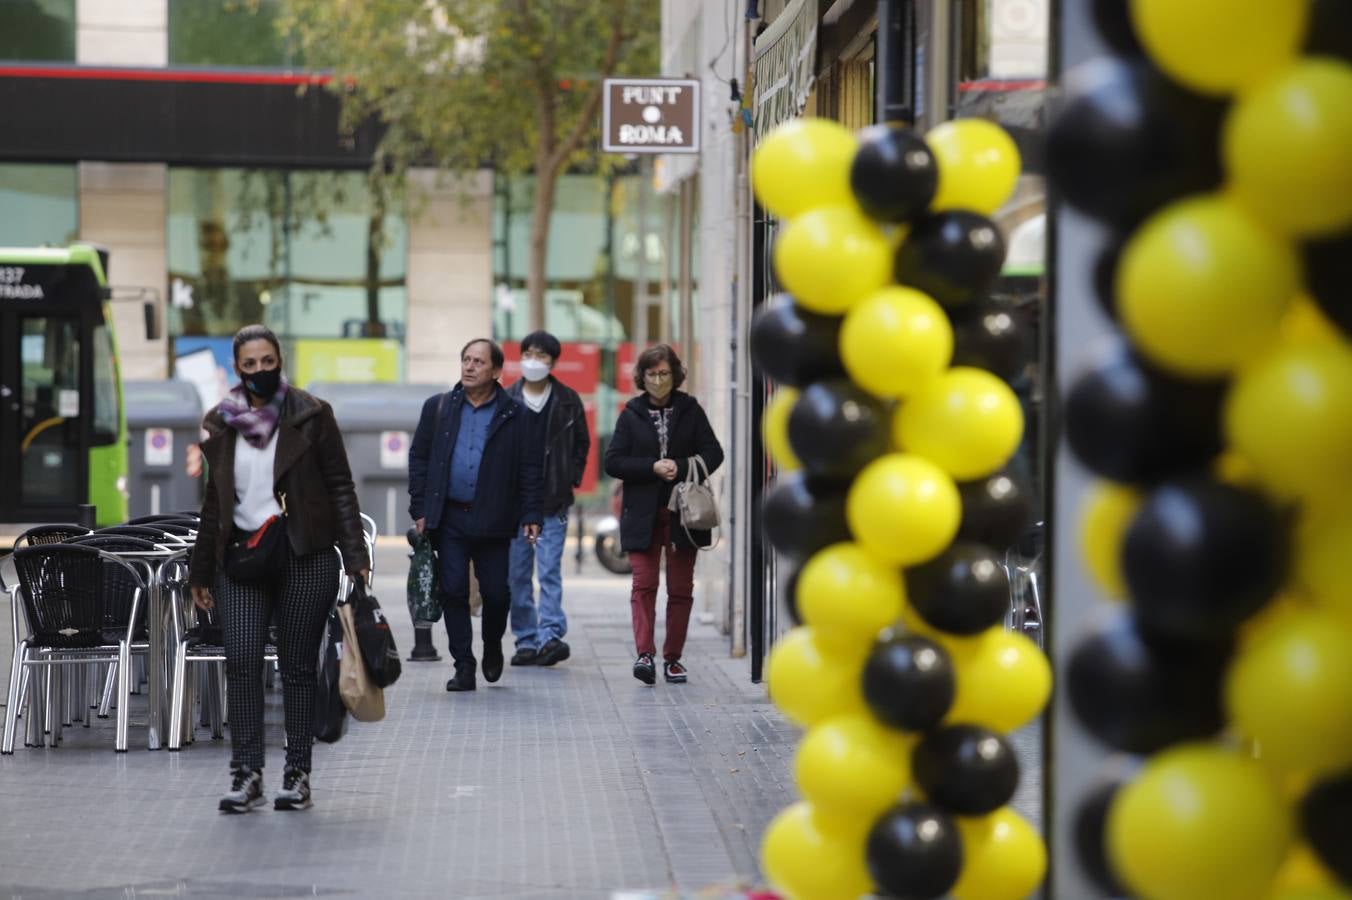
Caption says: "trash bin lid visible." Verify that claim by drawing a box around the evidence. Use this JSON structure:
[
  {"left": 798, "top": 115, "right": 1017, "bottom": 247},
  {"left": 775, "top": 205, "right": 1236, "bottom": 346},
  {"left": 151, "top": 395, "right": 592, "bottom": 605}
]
[
  {"left": 310, "top": 382, "right": 445, "bottom": 430},
  {"left": 124, "top": 380, "right": 203, "bottom": 427}
]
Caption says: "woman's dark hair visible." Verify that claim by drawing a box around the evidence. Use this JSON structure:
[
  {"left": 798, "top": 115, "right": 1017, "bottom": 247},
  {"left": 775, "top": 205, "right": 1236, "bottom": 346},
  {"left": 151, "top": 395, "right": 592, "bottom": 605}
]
[
  {"left": 232, "top": 324, "right": 282, "bottom": 363},
  {"left": 520, "top": 330, "right": 562, "bottom": 362},
  {"left": 632, "top": 343, "right": 687, "bottom": 392},
  {"left": 461, "top": 338, "right": 505, "bottom": 369}
]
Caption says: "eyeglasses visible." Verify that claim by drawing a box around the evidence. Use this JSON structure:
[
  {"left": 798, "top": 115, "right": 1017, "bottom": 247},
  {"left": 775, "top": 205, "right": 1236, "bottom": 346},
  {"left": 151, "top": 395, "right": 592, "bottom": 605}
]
[{"left": 644, "top": 370, "right": 673, "bottom": 382}]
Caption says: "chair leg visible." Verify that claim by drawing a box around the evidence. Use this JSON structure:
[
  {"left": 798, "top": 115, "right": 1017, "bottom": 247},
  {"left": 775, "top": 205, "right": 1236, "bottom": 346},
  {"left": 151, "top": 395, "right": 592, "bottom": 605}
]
[
  {"left": 168, "top": 644, "right": 188, "bottom": 751},
  {"left": 212, "top": 664, "right": 226, "bottom": 739},
  {"left": 98, "top": 663, "right": 116, "bottom": 718},
  {"left": 52, "top": 665, "right": 64, "bottom": 745},
  {"left": 115, "top": 642, "right": 130, "bottom": 753},
  {"left": 2, "top": 643, "right": 27, "bottom": 754}
]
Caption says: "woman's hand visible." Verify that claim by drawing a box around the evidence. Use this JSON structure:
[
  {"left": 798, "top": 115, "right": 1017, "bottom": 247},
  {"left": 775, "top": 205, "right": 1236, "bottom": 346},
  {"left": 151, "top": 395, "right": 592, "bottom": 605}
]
[
  {"left": 191, "top": 585, "right": 215, "bottom": 611},
  {"left": 653, "top": 459, "right": 679, "bottom": 481}
]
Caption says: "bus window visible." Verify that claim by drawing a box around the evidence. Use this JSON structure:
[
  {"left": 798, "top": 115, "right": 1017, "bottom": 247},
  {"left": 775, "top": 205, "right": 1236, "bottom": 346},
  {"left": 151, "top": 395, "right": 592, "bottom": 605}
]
[
  {"left": 92, "top": 322, "right": 119, "bottom": 445},
  {"left": 19, "top": 315, "right": 81, "bottom": 506}
]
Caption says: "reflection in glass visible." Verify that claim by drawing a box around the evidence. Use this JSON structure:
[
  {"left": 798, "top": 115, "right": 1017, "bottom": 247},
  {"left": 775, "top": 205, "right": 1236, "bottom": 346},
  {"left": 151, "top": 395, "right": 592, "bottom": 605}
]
[
  {"left": 0, "top": 0, "right": 75, "bottom": 62},
  {"left": 20, "top": 316, "right": 81, "bottom": 506},
  {"left": 168, "top": 0, "right": 299, "bottom": 68},
  {"left": 0, "top": 164, "right": 78, "bottom": 247}
]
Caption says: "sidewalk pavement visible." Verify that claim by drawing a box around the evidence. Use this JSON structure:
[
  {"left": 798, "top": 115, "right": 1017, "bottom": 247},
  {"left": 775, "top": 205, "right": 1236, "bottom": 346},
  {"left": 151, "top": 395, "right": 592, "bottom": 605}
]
[{"left": 0, "top": 548, "right": 799, "bottom": 899}]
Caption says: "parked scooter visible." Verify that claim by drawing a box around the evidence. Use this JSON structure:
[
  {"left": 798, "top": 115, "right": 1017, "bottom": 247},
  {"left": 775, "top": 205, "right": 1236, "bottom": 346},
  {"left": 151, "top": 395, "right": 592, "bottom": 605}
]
[{"left": 594, "top": 480, "right": 631, "bottom": 575}]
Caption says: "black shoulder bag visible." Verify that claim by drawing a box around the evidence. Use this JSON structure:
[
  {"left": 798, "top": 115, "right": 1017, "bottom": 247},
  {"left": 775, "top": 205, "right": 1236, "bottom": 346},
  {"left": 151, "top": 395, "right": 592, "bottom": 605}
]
[{"left": 224, "top": 492, "right": 289, "bottom": 582}]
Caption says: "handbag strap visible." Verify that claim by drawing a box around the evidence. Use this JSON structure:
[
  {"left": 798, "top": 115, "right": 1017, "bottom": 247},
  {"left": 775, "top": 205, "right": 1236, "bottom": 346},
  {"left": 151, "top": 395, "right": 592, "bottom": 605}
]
[{"left": 676, "top": 455, "right": 719, "bottom": 553}]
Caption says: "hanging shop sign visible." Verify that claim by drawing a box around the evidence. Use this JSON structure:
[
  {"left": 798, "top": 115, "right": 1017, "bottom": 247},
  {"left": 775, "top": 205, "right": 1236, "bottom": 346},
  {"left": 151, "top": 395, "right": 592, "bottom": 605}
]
[
  {"left": 752, "top": 0, "right": 820, "bottom": 145},
  {"left": 602, "top": 78, "right": 701, "bottom": 154}
]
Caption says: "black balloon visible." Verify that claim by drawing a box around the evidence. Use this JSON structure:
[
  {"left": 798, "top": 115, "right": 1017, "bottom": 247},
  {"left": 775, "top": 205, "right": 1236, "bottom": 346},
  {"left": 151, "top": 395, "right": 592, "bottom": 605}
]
[
  {"left": 1124, "top": 479, "right": 1288, "bottom": 640},
  {"left": 956, "top": 464, "right": 1036, "bottom": 550},
  {"left": 1300, "top": 770, "right": 1352, "bottom": 884},
  {"left": 1047, "top": 59, "right": 1226, "bottom": 229},
  {"left": 1306, "top": 0, "right": 1352, "bottom": 61},
  {"left": 781, "top": 564, "right": 802, "bottom": 626},
  {"left": 1073, "top": 778, "right": 1130, "bottom": 896},
  {"left": 1091, "top": 0, "right": 1143, "bottom": 55},
  {"left": 863, "top": 635, "right": 956, "bottom": 732},
  {"left": 749, "top": 295, "right": 847, "bottom": 387},
  {"left": 762, "top": 472, "right": 851, "bottom": 560},
  {"left": 787, "top": 379, "right": 891, "bottom": 482},
  {"left": 905, "top": 542, "right": 1011, "bottom": 636},
  {"left": 1092, "top": 238, "right": 1126, "bottom": 321},
  {"left": 950, "top": 297, "right": 1034, "bottom": 381},
  {"left": 1303, "top": 230, "right": 1352, "bottom": 338},
  {"left": 1067, "top": 610, "right": 1231, "bottom": 753},
  {"left": 1065, "top": 340, "right": 1225, "bottom": 484},
  {"left": 866, "top": 803, "right": 964, "bottom": 900},
  {"left": 912, "top": 725, "right": 1020, "bottom": 815},
  {"left": 850, "top": 124, "right": 939, "bottom": 223},
  {"left": 894, "top": 211, "right": 1006, "bottom": 308}
]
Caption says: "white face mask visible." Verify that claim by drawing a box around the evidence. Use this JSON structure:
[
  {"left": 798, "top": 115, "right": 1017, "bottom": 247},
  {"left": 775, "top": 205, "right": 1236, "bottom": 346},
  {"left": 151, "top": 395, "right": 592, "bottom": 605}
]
[{"left": 520, "top": 358, "right": 551, "bottom": 383}]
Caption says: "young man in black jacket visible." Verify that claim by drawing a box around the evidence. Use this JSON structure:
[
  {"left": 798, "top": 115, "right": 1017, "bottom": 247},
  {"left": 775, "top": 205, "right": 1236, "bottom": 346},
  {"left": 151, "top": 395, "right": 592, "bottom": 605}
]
[
  {"left": 505, "top": 331, "right": 590, "bottom": 666},
  {"left": 408, "top": 338, "right": 543, "bottom": 692}
]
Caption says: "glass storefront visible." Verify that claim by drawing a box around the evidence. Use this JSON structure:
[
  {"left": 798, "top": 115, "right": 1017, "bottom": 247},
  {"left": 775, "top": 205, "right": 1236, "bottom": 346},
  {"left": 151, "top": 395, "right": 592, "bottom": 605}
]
[
  {"left": 0, "top": 164, "right": 79, "bottom": 247},
  {"left": 168, "top": 0, "right": 300, "bottom": 68},
  {"left": 0, "top": 0, "right": 75, "bottom": 62},
  {"left": 166, "top": 167, "right": 407, "bottom": 369}
]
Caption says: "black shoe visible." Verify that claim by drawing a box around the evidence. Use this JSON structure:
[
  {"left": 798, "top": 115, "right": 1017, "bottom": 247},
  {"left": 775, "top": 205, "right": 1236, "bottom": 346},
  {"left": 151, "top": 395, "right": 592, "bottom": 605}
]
[
  {"left": 218, "top": 767, "right": 264, "bottom": 813},
  {"left": 511, "top": 647, "right": 539, "bottom": 666},
  {"left": 632, "top": 653, "right": 656, "bottom": 685},
  {"left": 446, "top": 670, "right": 477, "bottom": 692},
  {"left": 482, "top": 642, "right": 504, "bottom": 683},
  {"left": 536, "top": 639, "right": 571, "bottom": 667},
  {"left": 663, "top": 659, "right": 688, "bottom": 684},
  {"left": 274, "top": 766, "right": 312, "bottom": 811},
  {"left": 408, "top": 628, "right": 441, "bottom": 662}
]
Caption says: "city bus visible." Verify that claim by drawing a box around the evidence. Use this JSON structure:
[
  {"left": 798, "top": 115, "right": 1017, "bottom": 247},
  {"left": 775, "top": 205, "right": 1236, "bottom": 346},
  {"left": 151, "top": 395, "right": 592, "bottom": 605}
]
[{"left": 0, "top": 244, "right": 138, "bottom": 526}]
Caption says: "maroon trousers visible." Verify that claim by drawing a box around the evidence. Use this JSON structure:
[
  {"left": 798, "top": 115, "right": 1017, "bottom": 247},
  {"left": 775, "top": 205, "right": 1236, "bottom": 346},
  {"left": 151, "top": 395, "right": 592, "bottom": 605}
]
[{"left": 629, "top": 507, "right": 697, "bottom": 662}]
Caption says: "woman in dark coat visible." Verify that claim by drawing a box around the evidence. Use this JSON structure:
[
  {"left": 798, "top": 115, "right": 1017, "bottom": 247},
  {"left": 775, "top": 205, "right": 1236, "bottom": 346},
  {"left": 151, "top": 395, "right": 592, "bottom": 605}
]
[{"left": 604, "top": 344, "right": 724, "bottom": 685}]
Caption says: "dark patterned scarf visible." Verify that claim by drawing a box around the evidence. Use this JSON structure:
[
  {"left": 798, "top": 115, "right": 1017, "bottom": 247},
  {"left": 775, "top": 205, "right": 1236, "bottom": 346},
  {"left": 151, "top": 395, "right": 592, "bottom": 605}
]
[{"left": 218, "top": 375, "right": 289, "bottom": 448}]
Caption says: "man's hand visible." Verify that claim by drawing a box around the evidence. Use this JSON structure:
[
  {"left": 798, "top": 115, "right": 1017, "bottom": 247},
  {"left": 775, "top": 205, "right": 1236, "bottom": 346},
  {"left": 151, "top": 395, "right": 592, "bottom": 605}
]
[
  {"left": 191, "top": 585, "right": 215, "bottom": 611},
  {"left": 653, "top": 459, "right": 679, "bottom": 481},
  {"left": 357, "top": 568, "right": 370, "bottom": 586},
  {"left": 523, "top": 523, "right": 541, "bottom": 543},
  {"left": 415, "top": 517, "right": 426, "bottom": 535}
]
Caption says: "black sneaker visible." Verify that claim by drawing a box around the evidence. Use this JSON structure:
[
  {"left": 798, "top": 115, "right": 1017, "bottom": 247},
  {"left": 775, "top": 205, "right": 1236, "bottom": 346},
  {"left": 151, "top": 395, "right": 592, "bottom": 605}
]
[
  {"left": 446, "top": 670, "right": 477, "bottom": 692},
  {"left": 274, "top": 766, "right": 312, "bottom": 811},
  {"left": 482, "top": 641, "right": 505, "bottom": 683},
  {"left": 218, "top": 767, "right": 264, "bottom": 813},
  {"left": 536, "top": 638, "right": 572, "bottom": 667},
  {"left": 510, "top": 647, "right": 539, "bottom": 666},
  {"left": 632, "top": 653, "right": 656, "bottom": 685},
  {"left": 663, "top": 660, "right": 688, "bottom": 684}
]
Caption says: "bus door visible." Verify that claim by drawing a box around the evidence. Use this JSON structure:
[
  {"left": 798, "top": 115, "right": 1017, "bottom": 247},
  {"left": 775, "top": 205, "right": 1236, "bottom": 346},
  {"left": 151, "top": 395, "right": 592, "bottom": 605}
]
[{"left": 0, "top": 306, "right": 89, "bottom": 522}]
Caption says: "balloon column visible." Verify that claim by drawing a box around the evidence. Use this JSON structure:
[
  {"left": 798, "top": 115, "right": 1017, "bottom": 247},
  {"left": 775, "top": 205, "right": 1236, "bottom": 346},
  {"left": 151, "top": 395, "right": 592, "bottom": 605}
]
[
  {"left": 1051, "top": 1, "right": 1352, "bottom": 897},
  {"left": 752, "top": 116, "right": 1050, "bottom": 899}
]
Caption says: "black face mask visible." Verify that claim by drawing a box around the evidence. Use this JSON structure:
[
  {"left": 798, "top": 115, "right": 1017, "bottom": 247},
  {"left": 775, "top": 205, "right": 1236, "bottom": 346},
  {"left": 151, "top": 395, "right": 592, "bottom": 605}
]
[{"left": 243, "top": 366, "right": 281, "bottom": 401}]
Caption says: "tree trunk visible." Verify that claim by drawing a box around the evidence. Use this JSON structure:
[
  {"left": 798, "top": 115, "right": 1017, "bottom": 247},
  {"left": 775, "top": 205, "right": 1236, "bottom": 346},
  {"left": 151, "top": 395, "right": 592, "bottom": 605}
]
[{"left": 527, "top": 166, "right": 556, "bottom": 332}]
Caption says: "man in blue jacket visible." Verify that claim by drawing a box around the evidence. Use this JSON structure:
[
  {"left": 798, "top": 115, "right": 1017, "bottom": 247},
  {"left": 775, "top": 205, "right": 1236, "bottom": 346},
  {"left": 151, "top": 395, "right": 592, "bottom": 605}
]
[{"left": 408, "top": 339, "right": 543, "bottom": 692}]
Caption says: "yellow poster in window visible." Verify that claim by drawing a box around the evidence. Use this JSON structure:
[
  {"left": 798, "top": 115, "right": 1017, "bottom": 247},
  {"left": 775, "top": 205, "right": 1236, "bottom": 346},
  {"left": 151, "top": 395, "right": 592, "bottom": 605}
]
[{"left": 292, "top": 338, "right": 401, "bottom": 387}]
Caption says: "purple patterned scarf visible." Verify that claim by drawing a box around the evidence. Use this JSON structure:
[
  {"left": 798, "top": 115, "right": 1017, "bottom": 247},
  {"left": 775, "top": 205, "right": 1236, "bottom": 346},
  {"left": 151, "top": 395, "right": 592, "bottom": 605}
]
[{"left": 219, "top": 375, "right": 289, "bottom": 448}]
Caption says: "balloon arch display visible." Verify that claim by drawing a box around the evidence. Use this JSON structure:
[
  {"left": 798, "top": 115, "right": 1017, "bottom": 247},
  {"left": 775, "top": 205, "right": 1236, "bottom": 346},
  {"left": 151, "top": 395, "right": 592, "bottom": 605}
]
[{"left": 749, "top": 1, "right": 1352, "bottom": 898}]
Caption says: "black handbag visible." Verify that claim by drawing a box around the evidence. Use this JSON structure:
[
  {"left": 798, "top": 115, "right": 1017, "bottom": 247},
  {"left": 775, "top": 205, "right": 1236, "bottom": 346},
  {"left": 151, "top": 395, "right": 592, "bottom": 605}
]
[
  {"left": 351, "top": 580, "right": 402, "bottom": 688},
  {"left": 224, "top": 493, "right": 288, "bottom": 583}
]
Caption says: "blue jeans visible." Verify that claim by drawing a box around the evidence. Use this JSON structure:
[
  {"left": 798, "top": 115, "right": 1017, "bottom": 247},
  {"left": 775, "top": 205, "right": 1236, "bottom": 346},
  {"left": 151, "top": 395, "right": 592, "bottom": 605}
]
[{"left": 509, "top": 510, "right": 569, "bottom": 650}]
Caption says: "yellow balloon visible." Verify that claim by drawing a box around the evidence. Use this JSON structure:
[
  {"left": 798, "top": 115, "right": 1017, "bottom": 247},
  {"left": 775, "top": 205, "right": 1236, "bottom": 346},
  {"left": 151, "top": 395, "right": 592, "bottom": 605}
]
[
  {"left": 1272, "top": 843, "right": 1343, "bottom": 894},
  {"left": 846, "top": 453, "right": 962, "bottom": 566},
  {"left": 1227, "top": 609, "right": 1352, "bottom": 777},
  {"left": 952, "top": 807, "right": 1047, "bottom": 900},
  {"left": 1224, "top": 60, "right": 1352, "bottom": 237},
  {"left": 764, "top": 388, "right": 801, "bottom": 472},
  {"left": 1129, "top": 0, "right": 1308, "bottom": 96},
  {"left": 1108, "top": 744, "right": 1292, "bottom": 900},
  {"left": 1278, "top": 296, "right": 1345, "bottom": 350},
  {"left": 773, "top": 206, "right": 893, "bottom": 315},
  {"left": 1118, "top": 195, "right": 1299, "bottom": 377},
  {"left": 1297, "top": 507, "right": 1352, "bottom": 625},
  {"left": 926, "top": 118, "right": 1022, "bottom": 215},
  {"left": 840, "top": 287, "right": 953, "bottom": 398},
  {"left": 1271, "top": 891, "right": 1352, "bottom": 900},
  {"left": 1078, "top": 481, "right": 1140, "bottom": 600},
  {"left": 944, "top": 627, "right": 1051, "bottom": 733},
  {"left": 751, "top": 118, "right": 858, "bottom": 220},
  {"left": 894, "top": 367, "right": 1024, "bottom": 480},
  {"left": 1224, "top": 342, "right": 1352, "bottom": 499},
  {"left": 761, "top": 801, "right": 874, "bottom": 900},
  {"left": 1238, "top": 592, "right": 1312, "bottom": 652},
  {"left": 799, "top": 542, "right": 906, "bottom": 651},
  {"left": 765, "top": 626, "right": 866, "bottom": 727},
  {"left": 795, "top": 712, "right": 912, "bottom": 819}
]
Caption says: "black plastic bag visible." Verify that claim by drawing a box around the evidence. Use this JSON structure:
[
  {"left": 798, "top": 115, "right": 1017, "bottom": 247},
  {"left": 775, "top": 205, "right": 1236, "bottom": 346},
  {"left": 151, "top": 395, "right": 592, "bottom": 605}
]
[
  {"left": 313, "top": 606, "right": 348, "bottom": 744},
  {"left": 406, "top": 527, "right": 443, "bottom": 624},
  {"left": 352, "top": 580, "right": 402, "bottom": 688}
]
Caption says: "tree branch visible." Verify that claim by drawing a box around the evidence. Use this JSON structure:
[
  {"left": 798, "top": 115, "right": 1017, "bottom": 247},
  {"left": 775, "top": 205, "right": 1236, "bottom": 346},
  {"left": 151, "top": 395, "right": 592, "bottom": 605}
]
[{"left": 542, "top": 3, "right": 625, "bottom": 176}]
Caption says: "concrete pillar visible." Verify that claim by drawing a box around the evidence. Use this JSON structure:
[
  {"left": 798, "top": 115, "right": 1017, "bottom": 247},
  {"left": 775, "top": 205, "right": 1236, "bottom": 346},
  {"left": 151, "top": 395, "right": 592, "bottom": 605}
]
[
  {"left": 404, "top": 168, "right": 495, "bottom": 386},
  {"left": 78, "top": 162, "right": 169, "bottom": 380},
  {"left": 76, "top": 0, "right": 167, "bottom": 66}
]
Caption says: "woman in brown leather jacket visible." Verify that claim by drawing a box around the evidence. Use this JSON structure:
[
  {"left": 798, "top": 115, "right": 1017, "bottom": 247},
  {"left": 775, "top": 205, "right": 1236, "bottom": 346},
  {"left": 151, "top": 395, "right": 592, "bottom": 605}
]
[{"left": 189, "top": 324, "right": 369, "bottom": 814}]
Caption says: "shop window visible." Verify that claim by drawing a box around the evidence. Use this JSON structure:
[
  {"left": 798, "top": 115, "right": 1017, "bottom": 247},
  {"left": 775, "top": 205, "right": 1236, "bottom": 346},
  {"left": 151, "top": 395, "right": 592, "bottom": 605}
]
[
  {"left": 0, "top": 164, "right": 78, "bottom": 247},
  {"left": 168, "top": 0, "right": 300, "bottom": 68},
  {"left": 0, "top": 0, "right": 75, "bottom": 62}
]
